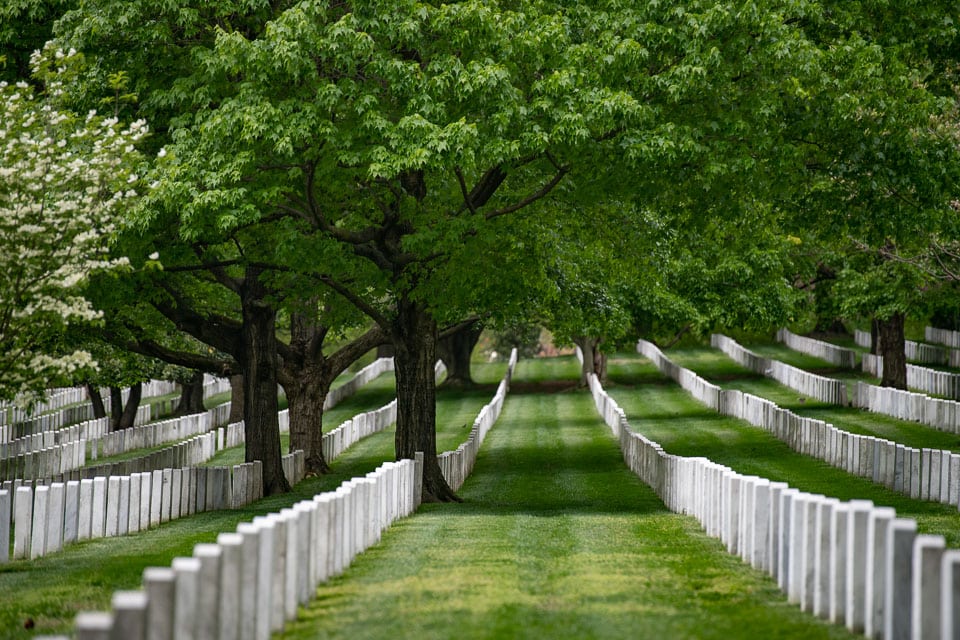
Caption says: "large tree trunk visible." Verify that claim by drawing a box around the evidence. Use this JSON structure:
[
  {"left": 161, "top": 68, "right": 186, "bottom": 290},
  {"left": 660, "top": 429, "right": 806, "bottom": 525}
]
[
  {"left": 116, "top": 382, "right": 143, "bottom": 430},
  {"left": 574, "top": 336, "right": 607, "bottom": 387},
  {"left": 228, "top": 374, "right": 244, "bottom": 424},
  {"left": 109, "top": 386, "right": 123, "bottom": 429},
  {"left": 175, "top": 371, "right": 206, "bottom": 416},
  {"left": 392, "top": 297, "right": 458, "bottom": 502},
  {"left": 878, "top": 312, "right": 908, "bottom": 389},
  {"left": 284, "top": 369, "right": 331, "bottom": 475},
  {"left": 438, "top": 319, "right": 483, "bottom": 388},
  {"left": 86, "top": 384, "right": 106, "bottom": 419},
  {"left": 240, "top": 267, "right": 291, "bottom": 496},
  {"left": 870, "top": 318, "right": 880, "bottom": 355}
]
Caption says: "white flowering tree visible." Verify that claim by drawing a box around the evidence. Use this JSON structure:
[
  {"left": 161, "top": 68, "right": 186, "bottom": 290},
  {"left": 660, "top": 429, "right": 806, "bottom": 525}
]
[{"left": 0, "top": 46, "right": 145, "bottom": 404}]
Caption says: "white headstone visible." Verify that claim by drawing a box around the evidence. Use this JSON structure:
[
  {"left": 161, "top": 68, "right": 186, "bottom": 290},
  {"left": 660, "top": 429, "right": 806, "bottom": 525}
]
[
  {"left": 172, "top": 557, "right": 201, "bottom": 640},
  {"left": 883, "top": 518, "right": 916, "bottom": 640},
  {"left": 143, "top": 566, "right": 175, "bottom": 640},
  {"left": 845, "top": 499, "right": 875, "bottom": 634},
  {"left": 31, "top": 485, "right": 49, "bottom": 559},
  {"left": 111, "top": 590, "right": 148, "bottom": 640},
  {"left": 912, "top": 534, "right": 945, "bottom": 640},
  {"left": 864, "top": 506, "right": 896, "bottom": 639},
  {"left": 64, "top": 480, "right": 80, "bottom": 545}
]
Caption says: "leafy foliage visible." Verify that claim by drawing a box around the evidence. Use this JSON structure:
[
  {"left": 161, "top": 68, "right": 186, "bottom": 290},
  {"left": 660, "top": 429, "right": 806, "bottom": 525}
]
[{"left": 0, "top": 46, "right": 145, "bottom": 403}]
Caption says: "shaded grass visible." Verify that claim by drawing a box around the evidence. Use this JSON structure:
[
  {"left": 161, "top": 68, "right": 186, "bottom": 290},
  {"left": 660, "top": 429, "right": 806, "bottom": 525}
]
[
  {"left": 279, "top": 356, "right": 856, "bottom": 640},
  {"left": 606, "top": 352, "right": 960, "bottom": 548}
]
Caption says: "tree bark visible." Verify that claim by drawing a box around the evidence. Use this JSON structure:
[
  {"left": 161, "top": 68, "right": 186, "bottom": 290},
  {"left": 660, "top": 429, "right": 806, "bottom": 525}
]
[
  {"left": 175, "top": 371, "right": 206, "bottom": 416},
  {"left": 239, "top": 267, "right": 291, "bottom": 495},
  {"left": 870, "top": 318, "right": 880, "bottom": 355},
  {"left": 574, "top": 336, "right": 607, "bottom": 387},
  {"left": 86, "top": 384, "right": 106, "bottom": 419},
  {"left": 438, "top": 319, "right": 483, "bottom": 388},
  {"left": 228, "top": 374, "right": 244, "bottom": 424},
  {"left": 109, "top": 386, "right": 123, "bottom": 430},
  {"left": 392, "top": 297, "right": 458, "bottom": 502},
  {"left": 116, "top": 382, "right": 143, "bottom": 430},
  {"left": 878, "top": 312, "right": 908, "bottom": 389},
  {"left": 284, "top": 368, "right": 332, "bottom": 474}
]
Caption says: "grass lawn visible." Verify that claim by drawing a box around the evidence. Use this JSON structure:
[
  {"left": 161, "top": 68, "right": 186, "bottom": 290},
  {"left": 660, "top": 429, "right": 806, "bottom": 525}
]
[
  {"left": 278, "top": 356, "right": 856, "bottom": 640},
  {"left": 605, "top": 351, "right": 960, "bottom": 547}
]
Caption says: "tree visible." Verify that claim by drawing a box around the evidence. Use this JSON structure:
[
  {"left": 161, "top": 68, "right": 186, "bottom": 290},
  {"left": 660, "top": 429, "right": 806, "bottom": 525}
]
[
  {"left": 136, "top": 0, "right": 876, "bottom": 500},
  {"left": 0, "top": 45, "right": 144, "bottom": 404},
  {"left": 779, "top": 4, "right": 960, "bottom": 389}
]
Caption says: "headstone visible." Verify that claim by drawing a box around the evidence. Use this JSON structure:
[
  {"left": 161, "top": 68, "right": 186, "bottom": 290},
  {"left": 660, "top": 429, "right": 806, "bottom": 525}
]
[
  {"left": 91, "top": 477, "right": 107, "bottom": 538},
  {"left": 236, "top": 523, "right": 261, "bottom": 640},
  {"left": 64, "top": 480, "right": 80, "bottom": 545},
  {"left": 912, "top": 534, "right": 945, "bottom": 640},
  {"left": 779, "top": 489, "right": 797, "bottom": 592},
  {"left": 864, "top": 506, "right": 896, "bottom": 639},
  {"left": 0, "top": 490, "right": 9, "bottom": 563},
  {"left": 143, "top": 566, "right": 175, "bottom": 640},
  {"left": 846, "top": 499, "right": 875, "bottom": 634},
  {"left": 111, "top": 590, "right": 148, "bottom": 640},
  {"left": 170, "top": 470, "right": 182, "bottom": 520},
  {"left": 192, "top": 544, "right": 222, "bottom": 640},
  {"left": 813, "top": 498, "right": 837, "bottom": 619},
  {"left": 132, "top": 473, "right": 152, "bottom": 520},
  {"left": 128, "top": 474, "right": 141, "bottom": 534},
  {"left": 47, "top": 482, "right": 65, "bottom": 553},
  {"left": 150, "top": 470, "right": 163, "bottom": 527},
  {"left": 75, "top": 611, "right": 114, "bottom": 640},
  {"left": 883, "top": 518, "right": 916, "bottom": 640},
  {"left": 941, "top": 549, "right": 960, "bottom": 640},
  {"left": 105, "top": 477, "right": 121, "bottom": 537},
  {"left": 78, "top": 479, "right": 93, "bottom": 541},
  {"left": 829, "top": 502, "right": 849, "bottom": 625},
  {"left": 117, "top": 476, "right": 130, "bottom": 536},
  {"left": 31, "top": 485, "right": 49, "bottom": 559},
  {"left": 216, "top": 533, "right": 244, "bottom": 640},
  {"left": 172, "top": 557, "right": 201, "bottom": 640}
]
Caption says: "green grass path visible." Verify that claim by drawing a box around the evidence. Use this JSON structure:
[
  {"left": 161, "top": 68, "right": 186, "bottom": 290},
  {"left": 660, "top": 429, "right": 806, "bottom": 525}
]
[{"left": 278, "top": 357, "right": 854, "bottom": 640}]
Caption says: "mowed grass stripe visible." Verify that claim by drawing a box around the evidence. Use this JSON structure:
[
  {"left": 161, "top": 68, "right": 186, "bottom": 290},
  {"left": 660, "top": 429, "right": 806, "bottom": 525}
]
[
  {"left": 279, "top": 357, "right": 855, "bottom": 639},
  {"left": 606, "top": 353, "right": 960, "bottom": 547}
]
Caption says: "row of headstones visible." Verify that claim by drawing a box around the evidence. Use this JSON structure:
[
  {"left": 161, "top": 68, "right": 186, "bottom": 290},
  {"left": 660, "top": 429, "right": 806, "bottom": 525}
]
[
  {"left": 0, "top": 403, "right": 227, "bottom": 483},
  {"left": 855, "top": 329, "right": 960, "bottom": 367},
  {"left": 862, "top": 353, "right": 960, "bottom": 401},
  {"left": 0, "top": 378, "right": 182, "bottom": 439},
  {"left": 82, "top": 430, "right": 221, "bottom": 482},
  {"left": 776, "top": 328, "right": 859, "bottom": 369},
  {"left": 439, "top": 349, "right": 518, "bottom": 492},
  {"left": 1, "top": 417, "right": 109, "bottom": 461},
  {"left": 93, "top": 403, "right": 231, "bottom": 460},
  {"left": 926, "top": 326, "right": 960, "bottom": 353},
  {"left": 851, "top": 380, "right": 960, "bottom": 434},
  {"left": 68, "top": 454, "right": 422, "bottom": 640},
  {"left": 586, "top": 369, "right": 960, "bottom": 640},
  {"left": 0, "top": 385, "right": 89, "bottom": 428},
  {"left": 711, "top": 334, "right": 848, "bottom": 405},
  {"left": 0, "top": 452, "right": 304, "bottom": 564},
  {"left": 727, "top": 389, "right": 960, "bottom": 507},
  {"left": 639, "top": 339, "right": 960, "bottom": 512},
  {"left": 321, "top": 398, "right": 398, "bottom": 462},
  {"left": 323, "top": 357, "right": 395, "bottom": 410},
  {"left": 0, "top": 437, "right": 87, "bottom": 483}
]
